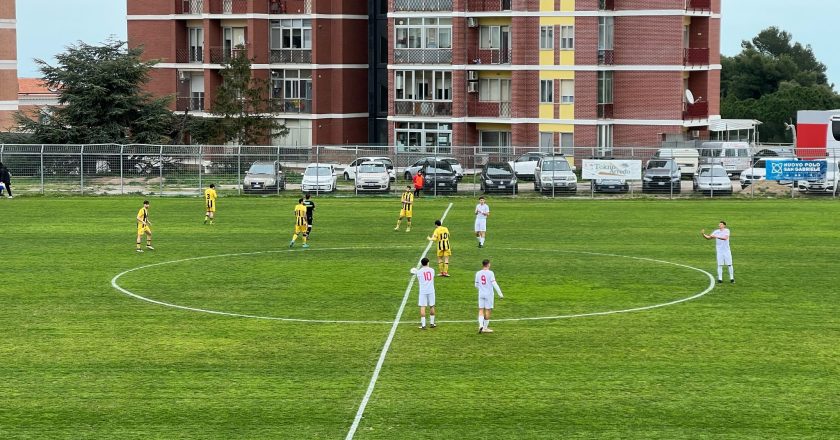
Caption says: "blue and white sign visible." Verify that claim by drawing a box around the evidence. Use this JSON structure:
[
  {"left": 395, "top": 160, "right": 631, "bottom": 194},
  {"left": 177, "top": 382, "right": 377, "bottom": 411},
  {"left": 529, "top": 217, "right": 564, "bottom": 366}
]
[{"left": 766, "top": 160, "right": 826, "bottom": 180}]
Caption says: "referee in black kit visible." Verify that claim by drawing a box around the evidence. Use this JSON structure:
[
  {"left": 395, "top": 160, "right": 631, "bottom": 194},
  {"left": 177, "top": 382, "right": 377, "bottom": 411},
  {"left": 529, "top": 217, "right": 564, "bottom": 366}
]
[{"left": 302, "top": 193, "right": 315, "bottom": 238}]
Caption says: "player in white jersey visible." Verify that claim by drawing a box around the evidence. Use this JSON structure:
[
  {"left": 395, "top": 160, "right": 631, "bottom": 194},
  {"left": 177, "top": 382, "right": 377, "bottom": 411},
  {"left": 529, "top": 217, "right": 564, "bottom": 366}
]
[
  {"left": 474, "top": 196, "right": 490, "bottom": 248},
  {"left": 702, "top": 221, "right": 734, "bottom": 284},
  {"left": 475, "top": 259, "right": 504, "bottom": 333},
  {"left": 414, "top": 257, "right": 436, "bottom": 329}
]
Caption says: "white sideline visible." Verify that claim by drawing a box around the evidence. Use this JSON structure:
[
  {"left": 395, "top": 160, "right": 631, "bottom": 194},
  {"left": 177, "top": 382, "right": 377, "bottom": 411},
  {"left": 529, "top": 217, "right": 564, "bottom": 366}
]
[{"left": 344, "top": 202, "right": 454, "bottom": 440}]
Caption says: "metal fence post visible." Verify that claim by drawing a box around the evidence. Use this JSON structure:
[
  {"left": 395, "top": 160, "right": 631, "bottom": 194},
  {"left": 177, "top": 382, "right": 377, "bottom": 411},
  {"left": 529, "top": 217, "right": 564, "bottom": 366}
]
[
  {"left": 120, "top": 145, "right": 124, "bottom": 195},
  {"left": 40, "top": 145, "right": 45, "bottom": 194},
  {"left": 159, "top": 145, "right": 164, "bottom": 196},
  {"left": 80, "top": 145, "right": 85, "bottom": 195},
  {"left": 237, "top": 145, "right": 242, "bottom": 196},
  {"left": 198, "top": 145, "right": 203, "bottom": 194}
]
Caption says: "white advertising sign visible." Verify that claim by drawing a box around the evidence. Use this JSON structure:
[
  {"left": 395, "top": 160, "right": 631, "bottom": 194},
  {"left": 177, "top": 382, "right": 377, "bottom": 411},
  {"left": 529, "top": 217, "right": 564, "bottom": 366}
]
[{"left": 582, "top": 160, "right": 643, "bottom": 180}]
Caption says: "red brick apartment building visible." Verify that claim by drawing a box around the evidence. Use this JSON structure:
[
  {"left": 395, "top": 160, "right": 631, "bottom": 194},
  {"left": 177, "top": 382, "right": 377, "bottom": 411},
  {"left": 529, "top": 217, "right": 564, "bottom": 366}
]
[
  {"left": 388, "top": 0, "right": 720, "bottom": 153},
  {"left": 0, "top": 0, "right": 18, "bottom": 131},
  {"left": 127, "top": 0, "right": 371, "bottom": 145}
]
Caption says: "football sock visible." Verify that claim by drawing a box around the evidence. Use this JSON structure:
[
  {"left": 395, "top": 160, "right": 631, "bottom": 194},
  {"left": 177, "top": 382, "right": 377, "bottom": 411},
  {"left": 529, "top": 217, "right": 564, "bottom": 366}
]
[
  {"left": 291, "top": 234, "right": 298, "bottom": 242},
  {"left": 478, "top": 316, "right": 484, "bottom": 327},
  {"left": 204, "top": 215, "right": 209, "bottom": 221},
  {"left": 303, "top": 236, "right": 307, "bottom": 244},
  {"left": 728, "top": 266, "right": 734, "bottom": 280},
  {"left": 443, "top": 263, "right": 449, "bottom": 274},
  {"left": 439, "top": 263, "right": 444, "bottom": 273},
  {"left": 430, "top": 315, "right": 435, "bottom": 325},
  {"left": 717, "top": 266, "right": 723, "bottom": 281},
  {"left": 421, "top": 317, "right": 426, "bottom": 327},
  {"left": 484, "top": 319, "right": 490, "bottom": 329},
  {"left": 136, "top": 243, "right": 141, "bottom": 250},
  {"left": 480, "top": 237, "right": 485, "bottom": 245},
  {"left": 146, "top": 240, "right": 152, "bottom": 246}
]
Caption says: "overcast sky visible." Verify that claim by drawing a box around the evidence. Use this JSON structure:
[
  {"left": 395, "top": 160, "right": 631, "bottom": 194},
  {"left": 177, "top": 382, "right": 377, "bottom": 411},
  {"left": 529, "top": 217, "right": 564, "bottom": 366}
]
[{"left": 14, "top": 0, "right": 840, "bottom": 87}]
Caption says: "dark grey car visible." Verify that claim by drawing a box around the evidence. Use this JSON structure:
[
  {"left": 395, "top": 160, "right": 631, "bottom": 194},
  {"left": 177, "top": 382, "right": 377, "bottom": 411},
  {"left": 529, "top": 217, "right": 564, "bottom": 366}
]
[{"left": 642, "top": 159, "right": 681, "bottom": 193}]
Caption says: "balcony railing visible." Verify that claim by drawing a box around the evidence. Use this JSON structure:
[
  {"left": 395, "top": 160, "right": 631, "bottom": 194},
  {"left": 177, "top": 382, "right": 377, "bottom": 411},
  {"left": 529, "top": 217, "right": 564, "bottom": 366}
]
[
  {"left": 176, "top": 96, "right": 205, "bottom": 112},
  {"left": 466, "top": 0, "right": 511, "bottom": 12},
  {"left": 278, "top": 0, "right": 312, "bottom": 14},
  {"left": 597, "top": 103, "right": 614, "bottom": 119},
  {"left": 271, "top": 97, "right": 313, "bottom": 114},
  {"left": 468, "top": 48, "right": 512, "bottom": 65},
  {"left": 597, "top": 49, "right": 614, "bottom": 65},
  {"left": 270, "top": 49, "right": 313, "bottom": 63},
  {"left": 599, "top": 0, "right": 615, "bottom": 10},
  {"left": 684, "top": 48, "right": 710, "bottom": 65},
  {"left": 395, "top": 101, "right": 453, "bottom": 117},
  {"left": 393, "top": 49, "right": 453, "bottom": 64},
  {"left": 683, "top": 101, "right": 708, "bottom": 120},
  {"left": 685, "top": 0, "right": 712, "bottom": 11},
  {"left": 209, "top": 46, "right": 248, "bottom": 64},
  {"left": 468, "top": 101, "right": 512, "bottom": 118},
  {"left": 209, "top": 0, "right": 247, "bottom": 14},
  {"left": 393, "top": 0, "right": 453, "bottom": 11},
  {"left": 176, "top": 48, "right": 205, "bottom": 63},
  {"left": 176, "top": 0, "right": 204, "bottom": 14}
]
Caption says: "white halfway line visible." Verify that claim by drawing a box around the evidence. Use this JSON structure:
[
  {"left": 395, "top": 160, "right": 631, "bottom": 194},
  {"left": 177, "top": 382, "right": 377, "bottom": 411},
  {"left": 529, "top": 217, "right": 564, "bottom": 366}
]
[{"left": 345, "top": 202, "right": 454, "bottom": 440}]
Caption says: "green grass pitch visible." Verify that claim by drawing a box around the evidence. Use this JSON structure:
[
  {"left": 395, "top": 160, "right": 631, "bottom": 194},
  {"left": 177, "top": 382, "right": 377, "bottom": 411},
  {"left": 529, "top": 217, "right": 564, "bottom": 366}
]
[{"left": 2, "top": 195, "right": 840, "bottom": 439}]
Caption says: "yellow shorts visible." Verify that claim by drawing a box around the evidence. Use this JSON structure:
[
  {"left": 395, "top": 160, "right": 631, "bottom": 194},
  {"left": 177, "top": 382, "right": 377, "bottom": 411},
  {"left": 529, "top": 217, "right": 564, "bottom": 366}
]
[
  {"left": 295, "top": 224, "right": 308, "bottom": 234},
  {"left": 436, "top": 249, "right": 451, "bottom": 257},
  {"left": 399, "top": 209, "right": 412, "bottom": 218},
  {"left": 137, "top": 225, "right": 151, "bottom": 235},
  {"left": 206, "top": 201, "right": 216, "bottom": 212}
]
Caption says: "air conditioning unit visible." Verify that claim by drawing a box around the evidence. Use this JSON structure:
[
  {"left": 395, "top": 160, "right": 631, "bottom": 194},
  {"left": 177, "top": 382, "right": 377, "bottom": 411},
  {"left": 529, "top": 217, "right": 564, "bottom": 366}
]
[
  {"left": 467, "top": 17, "right": 479, "bottom": 28},
  {"left": 467, "top": 82, "right": 479, "bottom": 93},
  {"left": 468, "top": 71, "right": 478, "bottom": 81}
]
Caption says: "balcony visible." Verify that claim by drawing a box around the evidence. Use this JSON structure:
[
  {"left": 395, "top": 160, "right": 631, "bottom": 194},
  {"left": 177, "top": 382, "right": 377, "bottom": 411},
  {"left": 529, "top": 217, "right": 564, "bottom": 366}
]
[
  {"left": 176, "top": 96, "right": 205, "bottom": 112},
  {"left": 685, "top": 0, "right": 712, "bottom": 11},
  {"left": 684, "top": 48, "right": 710, "bottom": 65},
  {"left": 395, "top": 101, "right": 453, "bottom": 117},
  {"left": 278, "top": 0, "right": 312, "bottom": 14},
  {"left": 597, "top": 49, "right": 614, "bottom": 65},
  {"left": 392, "top": 0, "right": 453, "bottom": 11},
  {"left": 683, "top": 101, "right": 708, "bottom": 120},
  {"left": 468, "top": 48, "right": 511, "bottom": 65},
  {"left": 393, "top": 49, "right": 452, "bottom": 64},
  {"left": 468, "top": 101, "right": 512, "bottom": 118},
  {"left": 209, "top": 0, "right": 247, "bottom": 14},
  {"left": 271, "top": 97, "right": 313, "bottom": 114},
  {"left": 176, "top": 47, "right": 204, "bottom": 63},
  {"left": 176, "top": 0, "right": 204, "bottom": 14},
  {"left": 270, "top": 49, "right": 313, "bottom": 63},
  {"left": 210, "top": 46, "right": 248, "bottom": 64},
  {"left": 598, "top": 0, "right": 615, "bottom": 10},
  {"left": 597, "top": 103, "right": 613, "bottom": 119},
  {"left": 466, "top": 0, "right": 511, "bottom": 12}
]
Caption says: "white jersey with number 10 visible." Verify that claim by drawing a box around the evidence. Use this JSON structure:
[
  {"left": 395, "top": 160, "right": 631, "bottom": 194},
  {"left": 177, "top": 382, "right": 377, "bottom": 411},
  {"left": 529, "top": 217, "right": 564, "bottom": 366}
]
[{"left": 416, "top": 267, "right": 435, "bottom": 295}]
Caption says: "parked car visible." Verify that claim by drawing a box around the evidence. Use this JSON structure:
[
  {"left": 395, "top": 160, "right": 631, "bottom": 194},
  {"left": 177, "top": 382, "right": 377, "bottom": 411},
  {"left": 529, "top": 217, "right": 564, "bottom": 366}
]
[
  {"left": 592, "top": 176, "right": 629, "bottom": 193},
  {"left": 403, "top": 157, "right": 464, "bottom": 180},
  {"left": 343, "top": 156, "right": 395, "bottom": 181},
  {"left": 654, "top": 147, "right": 699, "bottom": 177},
  {"left": 534, "top": 156, "right": 577, "bottom": 193},
  {"left": 797, "top": 160, "right": 839, "bottom": 194},
  {"left": 243, "top": 160, "right": 285, "bottom": 193},
  {"left": 740, "top": 157, "right": 788, "bottom": 189},
  {"left": 421, "top": 160, "right": 458, "bottom": 194},
  {"left": 642, "top": 158, "right": 681, "bottom": 193},
  {"left": 354, "top": 161, "right": 391, "bottom": 192},
  {"left": 480, "top": 162, "right": 518, "bottom": 194},
  {"left": 698, "top": 141, "right": 752, "bottom": 176},
  {"left": 693, "top": 164, "right": 733, "bottom": 195},
  {"left": 301, "top": 164, "right": 337, "bottom": 193},
  {"left": 509, "top": 152, "right": 549, "bottom": 181}
]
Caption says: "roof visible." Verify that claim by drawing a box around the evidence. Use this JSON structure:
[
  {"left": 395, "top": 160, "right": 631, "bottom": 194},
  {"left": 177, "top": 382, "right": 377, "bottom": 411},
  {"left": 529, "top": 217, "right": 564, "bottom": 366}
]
[
  {"left": 709, "top": 119, "right": 762, "bottom": 132},
  {"left": 18, "top": 78, "right": 59, "bottom": 96}
]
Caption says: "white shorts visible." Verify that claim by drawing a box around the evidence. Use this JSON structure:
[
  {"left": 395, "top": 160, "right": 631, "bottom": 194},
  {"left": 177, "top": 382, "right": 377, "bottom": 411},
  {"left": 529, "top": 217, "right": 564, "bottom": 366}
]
[
  {"left": 474, "top": 219, "right": 487, "bottom": 232},
  {"left": 418, "top": 292, "right": 436, "bottom": 307},
  {"left": 478, "top": 293, "right": 494, "bottom": 310},
  {"left": 717, "top": 251, "right": 732, "bottom": 266}
]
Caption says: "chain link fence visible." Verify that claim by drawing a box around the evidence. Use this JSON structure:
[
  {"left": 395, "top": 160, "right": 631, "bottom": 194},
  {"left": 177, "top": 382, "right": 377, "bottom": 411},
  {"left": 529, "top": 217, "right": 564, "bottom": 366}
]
[{"left": 0, "top": 143, "right": 836, "bottom": 199}]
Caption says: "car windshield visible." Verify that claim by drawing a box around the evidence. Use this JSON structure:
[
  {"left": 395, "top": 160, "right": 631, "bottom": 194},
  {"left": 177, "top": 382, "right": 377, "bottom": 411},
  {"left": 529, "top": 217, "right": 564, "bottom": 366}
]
[
  {"left": 305, "top": 166, "right": 332, "bottom": 177},
  {"left": 442, "top": 158, "right": 459, "bottom": 166},
  {"left": 541, "top": 160, "right": 571, "bottom": 172},
  {"left": 754, "top": 159, "right": 767, "bottom": 168},
  {"left": 424, "top": 163, "right": 453, "bottom": 174},
  {"left": 248, "top": 164, "right": 275, "bottom": 174},
  {"left": 486, "top": 165, "right": 512, "bottom": 176},
  {"left": 647, "top": 160, "right": 671, "bottom": 169},
  {"left": 359, "top": 163, "right": 385, "bottom": 173},
  {"left": 371, "top": 159, "right": 393, "bottom": 168},
  {"left": 700, "top": 167, "right": 727, "bottom": 177},
  {"left": 828, "top": 162, "right": 838, "bottom": 172}
]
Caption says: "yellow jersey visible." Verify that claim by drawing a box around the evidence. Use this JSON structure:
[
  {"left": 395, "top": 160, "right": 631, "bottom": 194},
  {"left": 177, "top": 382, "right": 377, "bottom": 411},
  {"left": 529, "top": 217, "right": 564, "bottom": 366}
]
[
  {"left": 400, "top": 191, "right": 414, "bottom": 212},
  {"left": 431, "top": 226, "right": 450, "bottom": 252},
  {"left": 204, "top": 188, "right": 217, "bottom": 209},
  {"left": 294, "top": 203, "right": 308, "bottom": 226},
  {"left": 136, "top": 207, "right": 148, "bottom": 226}
]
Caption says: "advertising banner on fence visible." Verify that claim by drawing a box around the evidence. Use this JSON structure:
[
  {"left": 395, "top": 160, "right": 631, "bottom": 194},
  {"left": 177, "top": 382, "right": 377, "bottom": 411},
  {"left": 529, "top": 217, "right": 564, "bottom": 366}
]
[
  {"left": 765, "top": 160, "right": 826, "bottom": 181},
  {"left": 581, "top": 160, "right": 643, "bottom": 180}
]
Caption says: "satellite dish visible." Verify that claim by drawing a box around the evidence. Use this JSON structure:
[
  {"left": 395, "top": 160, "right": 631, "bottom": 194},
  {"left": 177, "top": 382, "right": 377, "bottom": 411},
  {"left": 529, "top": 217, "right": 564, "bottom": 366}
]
[{"left": 685, "top": 89, "right": 696, "bottom": 105}]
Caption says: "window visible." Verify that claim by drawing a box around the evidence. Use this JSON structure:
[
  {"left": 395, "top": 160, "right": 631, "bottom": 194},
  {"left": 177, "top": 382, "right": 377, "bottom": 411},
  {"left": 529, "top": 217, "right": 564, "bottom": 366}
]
[
  {"left": 597, "top": 71, "right": 613, "bottom": 104},
  {"left": 222, "top": 27, "right": 246, "bottom": 57},
  {"left": 560, "top": 26, "right": 574, "bottom": 50},
  {"left": 395, "top": 70, "right": 452, "bottom": 101},
  {"left": 478, "top": 78, "right": 511, "bottom": 102},
  {"left": 560, "top": 79, "right": 574, "bottom": 104},
  {"left": 479, "top": 25, "right": 509, "bottom": 49},
  {"left": 271, "top": 19, "right": 312, "bottom": 50},
  {"left": 188, "top": 28, "right": 204, "bottom": 62},
  {"left": 597, "top": 125, "right": 613, "bottom": 155},
  {"left": 539, "top": 26, "right": 554, "bottom": 50},
  {"left": 273, "top": 119, "right": 312, "bottom": 146},
  {"left": 271, "top": 70, "right": 312, "bottom": 112},
  {"left": 394, "top": 18, "right": 452, "bottom": 49},
  {"left": 540, "top": 79, "right": 554, "bottom": 104},
  {"left": 395, "top": 122, "right": 452, "bottom": 153},
  {"left": 539, "top": 132, "right": 554, "bottom": 152},
  {"left": 560, "top": 133, "right": 574, "bottom": 156},
  {"left": 190, "top": 74, "right": 205, "bottom": 110},
  {"left": 598, "top": 17, "right": 614, "bottom": 50},
  {"left": 480, "top": 131, "right": 512, "bottom": 151}
]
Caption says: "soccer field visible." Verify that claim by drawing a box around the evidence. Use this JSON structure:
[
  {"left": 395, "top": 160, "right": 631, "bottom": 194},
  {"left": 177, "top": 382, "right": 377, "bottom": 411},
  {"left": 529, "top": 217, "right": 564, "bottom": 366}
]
[{"left": 3, "top": 196, "right": 840, "bottom": 439}]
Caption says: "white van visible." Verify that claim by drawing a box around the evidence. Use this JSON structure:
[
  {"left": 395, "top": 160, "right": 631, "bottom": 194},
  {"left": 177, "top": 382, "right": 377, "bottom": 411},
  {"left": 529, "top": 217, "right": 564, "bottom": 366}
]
[
  {"left": 654, "top": 148, "right": 699, "bottom": 177},
  {"left": 698, "top": 142, "right": 752, "bottom": 176}
]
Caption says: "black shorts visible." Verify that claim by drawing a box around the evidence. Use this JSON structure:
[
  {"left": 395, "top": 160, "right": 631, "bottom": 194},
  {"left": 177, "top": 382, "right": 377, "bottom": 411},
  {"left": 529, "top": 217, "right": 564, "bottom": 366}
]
[{"left": 306, "top": 217, "right": 314, "bottom": 226}]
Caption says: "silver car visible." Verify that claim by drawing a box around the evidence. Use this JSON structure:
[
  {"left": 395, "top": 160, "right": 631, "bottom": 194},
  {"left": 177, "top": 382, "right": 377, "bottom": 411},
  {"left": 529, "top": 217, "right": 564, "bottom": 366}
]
[{"left": 693, "top": 164, "right": 733, "bottom": 194}]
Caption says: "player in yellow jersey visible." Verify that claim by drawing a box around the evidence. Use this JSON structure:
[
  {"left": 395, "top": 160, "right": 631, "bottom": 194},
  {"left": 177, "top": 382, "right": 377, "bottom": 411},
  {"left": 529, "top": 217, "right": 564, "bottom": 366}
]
[
  {"left": 135, "top": 200, "right": 154, "bottom": 253},
  {"left": 394, "top": 185, "right": 414, "bottom": 232},
  {"left": 204, "top": 184, "right": 217, "bottom": 224},
  {"left": 427, "top": 219, "right": 451, "bottom": 277},
  {"left": 289, "top": 198, "right": 309, "bottom": 248}
]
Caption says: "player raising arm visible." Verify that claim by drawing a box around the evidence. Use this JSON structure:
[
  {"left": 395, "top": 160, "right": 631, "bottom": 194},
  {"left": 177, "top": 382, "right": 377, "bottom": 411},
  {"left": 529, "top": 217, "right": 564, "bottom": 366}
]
[
  {"left": 427, "top": 219, "right": 451, "bottom": 277},
  {"left": 289, "top": 198, "right": 310, "bottom": 249},
  {"left": 702, "top": 221, "right": 734, "bottom": 284},
  {"left": 136, "top": 200, "right": 154, "bottom": 252},
  {"left": 475, "top": 259, "right": 503, "bottom": 333}
]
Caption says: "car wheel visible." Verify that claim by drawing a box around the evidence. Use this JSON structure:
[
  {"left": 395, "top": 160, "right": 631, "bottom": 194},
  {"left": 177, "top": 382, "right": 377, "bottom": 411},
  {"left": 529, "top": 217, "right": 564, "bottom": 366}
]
[
  {"left": 343, "top": 172, "right": 350, "bottom": 181},
  {"left": 404, "top": 172, "right": 412, "bottom": 180}
]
